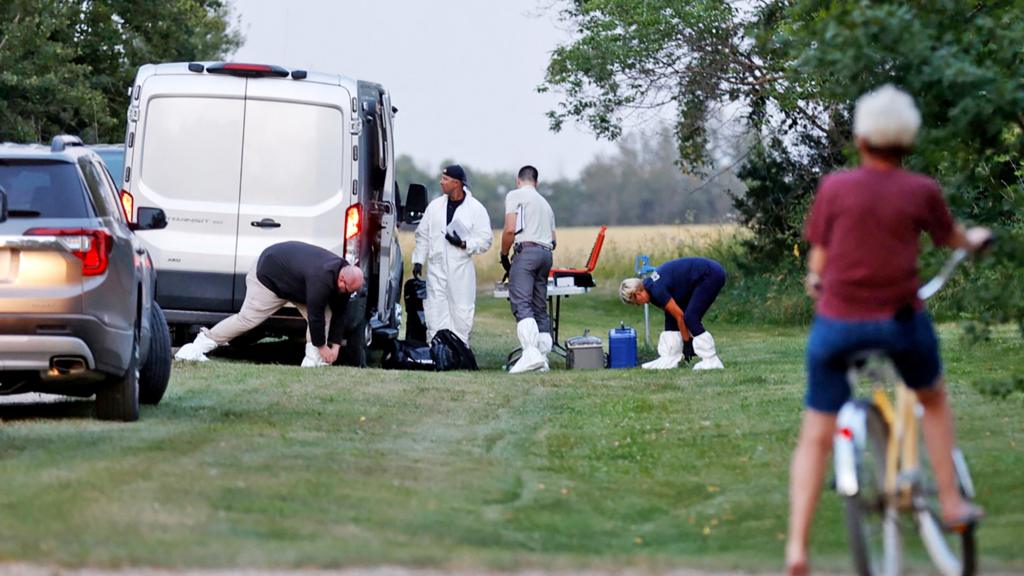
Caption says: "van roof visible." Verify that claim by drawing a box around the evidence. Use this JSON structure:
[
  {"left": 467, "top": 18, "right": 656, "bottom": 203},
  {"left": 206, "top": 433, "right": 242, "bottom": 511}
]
[{"left": 141, "top": 62, "right": 361, "bottom": 91}]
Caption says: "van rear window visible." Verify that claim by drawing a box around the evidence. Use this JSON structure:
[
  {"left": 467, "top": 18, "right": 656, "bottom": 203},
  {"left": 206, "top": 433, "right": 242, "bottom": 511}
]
[
  {"left": 141, "top": 97, "right": 244, "bottom": 202},
  {"left": 0, "top": 160, "right": 93, "bottom": 218}
]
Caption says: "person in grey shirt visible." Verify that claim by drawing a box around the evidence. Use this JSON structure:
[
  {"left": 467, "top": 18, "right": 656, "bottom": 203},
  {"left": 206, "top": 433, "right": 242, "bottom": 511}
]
[{"left": 500, "top": 165, "right": 557, "bottom": 373}]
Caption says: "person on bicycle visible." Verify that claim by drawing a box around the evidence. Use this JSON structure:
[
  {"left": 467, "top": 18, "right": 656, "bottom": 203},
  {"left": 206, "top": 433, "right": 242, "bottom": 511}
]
[{"left": 785, "top": 84, "right": 989, "bottom": 575}]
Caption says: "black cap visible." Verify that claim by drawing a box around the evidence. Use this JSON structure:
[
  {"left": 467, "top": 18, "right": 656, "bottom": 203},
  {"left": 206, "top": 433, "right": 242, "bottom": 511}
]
[{"left": 442, "top": 164, "right": 467, "bottom": 184}]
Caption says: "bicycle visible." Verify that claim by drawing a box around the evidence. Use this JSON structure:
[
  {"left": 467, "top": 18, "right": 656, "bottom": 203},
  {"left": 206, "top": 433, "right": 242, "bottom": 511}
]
[{"left": 833, "top": 247, "right": 982, "bottom": 576}]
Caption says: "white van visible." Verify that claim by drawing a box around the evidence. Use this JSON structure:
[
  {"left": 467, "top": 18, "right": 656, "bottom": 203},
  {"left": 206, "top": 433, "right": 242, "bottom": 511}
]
[{"left": 120, "top": 62, "right": 426, "bottom": 365}]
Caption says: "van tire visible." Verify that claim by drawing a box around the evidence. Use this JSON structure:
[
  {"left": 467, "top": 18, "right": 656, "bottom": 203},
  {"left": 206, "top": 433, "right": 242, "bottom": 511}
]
[
  {"left": 96, "top": 331, "right": 141, "bottom": 421},
  {"left": 140, "top": 303, "right": 172, "bottom": 405}
]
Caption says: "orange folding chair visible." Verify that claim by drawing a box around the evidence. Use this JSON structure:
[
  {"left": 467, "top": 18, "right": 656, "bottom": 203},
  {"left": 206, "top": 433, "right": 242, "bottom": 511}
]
[{"left": 549, "top": 225, "right": 606, "bottom": 287}]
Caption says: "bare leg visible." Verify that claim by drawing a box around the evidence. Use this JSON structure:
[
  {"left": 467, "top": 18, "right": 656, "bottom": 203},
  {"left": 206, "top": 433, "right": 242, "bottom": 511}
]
[
  {"left": 915, "top": 380, "right": 980, "bottom": 523},
  {"left": 786, "top": 409, "right": 837, "bottom": 575}
]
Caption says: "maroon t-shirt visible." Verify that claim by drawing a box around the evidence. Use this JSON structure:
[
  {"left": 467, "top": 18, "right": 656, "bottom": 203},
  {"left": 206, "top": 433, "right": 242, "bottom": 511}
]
[{"left": 804, "top": 167, "right": 955, "bottom": 319}]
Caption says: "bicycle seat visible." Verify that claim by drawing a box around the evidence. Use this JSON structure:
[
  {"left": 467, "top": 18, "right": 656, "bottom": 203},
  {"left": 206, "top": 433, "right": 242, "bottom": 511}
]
[{"left": 845, "top": 349, "right": 888, "bottom": 368}]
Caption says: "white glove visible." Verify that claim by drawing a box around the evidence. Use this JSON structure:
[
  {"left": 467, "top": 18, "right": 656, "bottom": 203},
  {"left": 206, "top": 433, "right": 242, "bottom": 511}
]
[{"left": 300, "top": 342, "right": 329, "bottom": 368}]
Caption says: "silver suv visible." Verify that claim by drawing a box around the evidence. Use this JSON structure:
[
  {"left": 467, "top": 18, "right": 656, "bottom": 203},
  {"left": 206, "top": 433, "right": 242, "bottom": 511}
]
[{"left": 0, "top": 135, "right": 171, "bottom": 421}]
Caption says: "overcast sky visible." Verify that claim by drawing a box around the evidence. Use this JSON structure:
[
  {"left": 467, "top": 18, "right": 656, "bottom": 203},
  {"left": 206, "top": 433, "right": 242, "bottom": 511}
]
[{"left": 229, "top": 0, "right": 618, "bottom": 179}]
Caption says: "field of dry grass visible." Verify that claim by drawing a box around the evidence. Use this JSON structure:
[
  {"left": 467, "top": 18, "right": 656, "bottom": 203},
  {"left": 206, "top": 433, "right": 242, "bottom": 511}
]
[{"left": 397, "top": 225, "right": 741, "bottom": 285}]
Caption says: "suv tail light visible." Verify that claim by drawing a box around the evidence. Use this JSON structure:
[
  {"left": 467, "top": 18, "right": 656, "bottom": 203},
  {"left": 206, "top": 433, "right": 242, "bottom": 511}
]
[
  {"left": 25, "top": 228, "right": 112, "bottom": 276},
  {"left": 119, "top": 190, "right": 134, "bottom": 223},
  {"left": 343, "top": 205, "right": 362, "bottom": 264}
]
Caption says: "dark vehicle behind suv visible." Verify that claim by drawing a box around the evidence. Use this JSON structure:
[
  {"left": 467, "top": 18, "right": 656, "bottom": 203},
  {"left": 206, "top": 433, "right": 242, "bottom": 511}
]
[{"left": 0, "top": 136, "right": 171, "bottom": 421}]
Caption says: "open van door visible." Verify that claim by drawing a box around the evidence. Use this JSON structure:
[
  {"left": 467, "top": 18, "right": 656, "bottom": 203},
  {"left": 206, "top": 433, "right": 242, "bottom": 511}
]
[{"left": 371, "top": 90, "right": 399, "bottom": 332}]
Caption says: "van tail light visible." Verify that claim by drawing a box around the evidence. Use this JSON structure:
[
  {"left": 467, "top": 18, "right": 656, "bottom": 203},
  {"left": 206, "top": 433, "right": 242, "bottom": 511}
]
[
  {"left": 119, "top": 190, "right": 134, "bottom": 223},
  {"left": 343, "top": 205, "right": 362, "bottom": 264},
  {"left": 25, "top": 228, "right": 112, "bottom": 276},
  {"left": 206, "top": 62, "right": 289, "bottom": 78},
  {"left": 344, "top": 205, "right": 362, "bottom": 241}
]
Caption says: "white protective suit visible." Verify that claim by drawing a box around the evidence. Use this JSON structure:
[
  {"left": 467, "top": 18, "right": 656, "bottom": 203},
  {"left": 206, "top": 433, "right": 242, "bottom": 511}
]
[{"left": 412, "top": 190, "right": 492, "bottom": 344}]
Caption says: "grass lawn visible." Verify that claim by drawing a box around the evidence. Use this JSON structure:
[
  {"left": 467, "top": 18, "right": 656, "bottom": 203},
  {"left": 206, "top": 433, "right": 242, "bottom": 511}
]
[{"left": 0, "top": 292, "right": 1021, "bottom": 573}]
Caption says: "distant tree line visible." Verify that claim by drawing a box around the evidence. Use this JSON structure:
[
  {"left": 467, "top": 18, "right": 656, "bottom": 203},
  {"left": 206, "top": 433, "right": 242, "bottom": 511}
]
[{"left": 396, "top": 129, "right": 740, "bottom": 229}]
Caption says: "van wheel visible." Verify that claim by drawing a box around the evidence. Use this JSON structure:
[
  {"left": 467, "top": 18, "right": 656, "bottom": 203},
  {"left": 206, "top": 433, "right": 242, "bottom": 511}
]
[
  {"left": 96, "top": 330, "right": 141, "bottom": 421},
  {"left": 140, "top": 303, "right": 172, "bottom": 405}
]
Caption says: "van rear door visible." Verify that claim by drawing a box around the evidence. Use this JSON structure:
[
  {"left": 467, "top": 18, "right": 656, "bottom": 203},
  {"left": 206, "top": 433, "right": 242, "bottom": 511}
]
[
  {"left": 132, "top": 74, "right": 245, "bottom": 312},
  {"left": 233, "top": 80, "right": 351, "bottom": 307},
  {"left": 373, "top": 91, "right": 398, "bottom": 327}
]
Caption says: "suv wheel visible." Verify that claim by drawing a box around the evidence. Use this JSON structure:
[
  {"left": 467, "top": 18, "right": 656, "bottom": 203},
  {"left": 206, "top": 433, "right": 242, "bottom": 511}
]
[
  {"left": 96, "top": 329, "right": 141, "bottom": 421},
  {"left": 140, "top": 303, "right": 172, "bottom": 405}
]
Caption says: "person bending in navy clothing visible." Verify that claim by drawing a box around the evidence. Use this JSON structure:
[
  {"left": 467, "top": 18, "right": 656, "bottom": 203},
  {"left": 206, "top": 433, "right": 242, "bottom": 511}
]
[{"left": 619, "top": 257, "right": 726, "bottom": 370}]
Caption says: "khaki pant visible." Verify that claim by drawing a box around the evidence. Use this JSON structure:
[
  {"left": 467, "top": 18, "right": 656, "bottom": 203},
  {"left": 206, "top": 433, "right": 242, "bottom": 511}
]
[{"left": 205, "top": 263, "right": 330, "bottom": 346}]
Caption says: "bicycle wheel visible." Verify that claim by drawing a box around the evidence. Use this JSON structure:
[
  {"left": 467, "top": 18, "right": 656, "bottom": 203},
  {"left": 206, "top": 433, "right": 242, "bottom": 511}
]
[
  {"left": 844, "top": 403, "right": 901, "bottom": 576},
  {"left": 914, "top": 448, "right": 977, "bottom": 576}
]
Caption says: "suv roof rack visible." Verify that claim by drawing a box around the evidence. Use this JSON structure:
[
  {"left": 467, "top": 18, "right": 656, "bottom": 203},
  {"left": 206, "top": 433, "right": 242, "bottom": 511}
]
[{"left": 51, "top": 135, "right": 84, "bottom": 152}]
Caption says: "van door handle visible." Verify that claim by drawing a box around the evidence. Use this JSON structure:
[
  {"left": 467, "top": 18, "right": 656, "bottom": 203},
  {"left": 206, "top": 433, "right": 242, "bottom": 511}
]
[{"left": 251, "top": 218, "right": 281, "bottom": 229}]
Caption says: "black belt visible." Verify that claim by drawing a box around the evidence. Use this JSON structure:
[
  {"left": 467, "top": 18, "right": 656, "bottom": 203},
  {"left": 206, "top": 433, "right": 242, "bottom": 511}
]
[{"left": 516, "top": 241, "right": 552, "bottom": 251}]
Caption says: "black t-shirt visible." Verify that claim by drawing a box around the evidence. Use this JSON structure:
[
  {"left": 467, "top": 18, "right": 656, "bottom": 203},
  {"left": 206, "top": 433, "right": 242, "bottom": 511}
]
[
  {"left": 256, "top": 241, "right": 351, "bottom": 347},
  {"left": 446, "top": 196, "right": 465, "bottom": 225}
]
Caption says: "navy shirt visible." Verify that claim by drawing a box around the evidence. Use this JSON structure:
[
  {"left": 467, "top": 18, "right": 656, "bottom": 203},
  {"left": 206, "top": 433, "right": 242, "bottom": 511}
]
[
  {"left": 643, "top": 257, "right": 724, "bottom": 310},
  {"left": 256, "top": 241, "right": 351, "bottom": 348}
]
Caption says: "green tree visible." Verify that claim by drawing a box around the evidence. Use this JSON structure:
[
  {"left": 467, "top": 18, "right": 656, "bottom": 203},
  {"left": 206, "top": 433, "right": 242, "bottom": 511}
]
[
  {"left": 542, "top": 0, "right": 1024, "bottom": 332},
  {"left": 0, "top": 0, "right": 241, "bottom": 143}
]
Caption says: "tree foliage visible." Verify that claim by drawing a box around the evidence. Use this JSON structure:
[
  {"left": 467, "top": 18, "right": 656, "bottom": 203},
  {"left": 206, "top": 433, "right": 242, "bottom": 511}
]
[
  {"left": 542, "top": 0, "right": 1024, "bottom": 330},
  {"left": 0, "top": 0, "right": 241, "bottom": 143}
]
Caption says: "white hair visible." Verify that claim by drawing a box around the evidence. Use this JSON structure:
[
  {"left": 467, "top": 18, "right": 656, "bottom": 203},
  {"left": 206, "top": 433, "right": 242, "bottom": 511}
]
[
  {"left": 619, "top": 278, "right": 644, "bottom": 305},
  {"left": 853, "top": 84, "right": 921, "bottom": 148}
]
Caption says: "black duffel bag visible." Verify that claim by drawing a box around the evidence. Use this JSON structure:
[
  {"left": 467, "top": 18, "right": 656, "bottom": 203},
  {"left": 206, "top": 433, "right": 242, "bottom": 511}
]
[
  {"left": 430, "top": 329, "right": 478, "bottom": 371},
  {"left": 382, "top": 339, "right": 435, "bottom": 371}
]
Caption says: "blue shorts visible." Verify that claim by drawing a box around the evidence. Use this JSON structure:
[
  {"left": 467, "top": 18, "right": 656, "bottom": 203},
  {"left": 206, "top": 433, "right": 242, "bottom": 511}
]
[{"left": 805, "top": 311, "right": 942, "bottom": 413}]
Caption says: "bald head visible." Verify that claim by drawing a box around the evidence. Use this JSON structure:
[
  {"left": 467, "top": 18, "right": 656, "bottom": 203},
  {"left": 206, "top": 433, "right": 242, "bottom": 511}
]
[{"left": 338, "top": 265, "right": 364, "bottom": 294}]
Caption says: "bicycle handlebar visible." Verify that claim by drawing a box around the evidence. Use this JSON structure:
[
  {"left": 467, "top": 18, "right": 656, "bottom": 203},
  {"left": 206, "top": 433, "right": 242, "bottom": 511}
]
[
  {"left": 917, "top": 248, "right": 969, "bottom": 301},
  {"left": 916, "top": 236, "right": 993, "bottom": 301}
]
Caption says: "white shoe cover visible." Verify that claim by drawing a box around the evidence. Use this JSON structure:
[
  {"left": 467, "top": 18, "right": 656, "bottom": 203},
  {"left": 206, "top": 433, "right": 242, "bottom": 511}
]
[
  {"left": 642, "top": 331, "right": 683, "bottom": 370},
  {"left": 510, "top": 318, "right": 545, "bottom": 374},
  {"left": 300, "top": 343, "right": 329, "bottom": 368},
  {"left": 538, "top": 332, "right": 553, "bottom": 372},
  {"left": 692, "top": 331, "right": 724, "bottom": 370},
  {"left": 175, "top": 331, "right": 218, "bottom": 362}
]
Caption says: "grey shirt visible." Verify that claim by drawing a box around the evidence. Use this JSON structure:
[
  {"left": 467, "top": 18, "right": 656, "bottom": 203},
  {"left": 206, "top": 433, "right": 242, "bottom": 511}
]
[{"left": 505, "top": 185, "right": 555, "bottom": 249}]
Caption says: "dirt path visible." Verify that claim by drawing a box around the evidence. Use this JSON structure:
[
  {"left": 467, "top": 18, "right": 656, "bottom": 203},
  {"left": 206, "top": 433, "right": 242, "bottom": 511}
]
[{"left": 0, "top": 565, "right": 759, "bottom": 576}]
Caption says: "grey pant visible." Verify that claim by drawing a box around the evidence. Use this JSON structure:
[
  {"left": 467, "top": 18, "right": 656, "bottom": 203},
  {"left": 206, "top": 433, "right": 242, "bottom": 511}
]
[{"left": 509, "top": 244, "right": 553, "bottom": 332}]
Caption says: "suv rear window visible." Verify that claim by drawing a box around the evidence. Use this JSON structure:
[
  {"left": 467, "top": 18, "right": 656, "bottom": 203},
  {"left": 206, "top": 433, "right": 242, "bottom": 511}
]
[{"left": 0, "top": 160, "right": 93, "bottom": 218}]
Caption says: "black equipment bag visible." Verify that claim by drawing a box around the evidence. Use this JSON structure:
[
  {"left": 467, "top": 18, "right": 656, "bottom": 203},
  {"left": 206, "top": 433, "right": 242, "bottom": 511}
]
[
  {"left": 382, "top": 339, "right": 435, "bottom": 371},
  {"left": 430, "top": 329, "right": 479, "bottom": 371},
  {"left": 403, "top": 277, "right": 428, "bottom": 344}
]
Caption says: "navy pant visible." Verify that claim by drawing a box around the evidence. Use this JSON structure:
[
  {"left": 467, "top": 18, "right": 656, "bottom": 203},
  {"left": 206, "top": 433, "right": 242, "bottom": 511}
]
[{"left": 662, "top": 265, "right": 726, "bottom": 336}]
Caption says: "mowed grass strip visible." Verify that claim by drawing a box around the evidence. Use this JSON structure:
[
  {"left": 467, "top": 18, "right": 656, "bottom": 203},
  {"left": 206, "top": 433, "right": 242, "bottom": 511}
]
[{"left": 0, "top": 295, "right": 1021, "bottom": 572}]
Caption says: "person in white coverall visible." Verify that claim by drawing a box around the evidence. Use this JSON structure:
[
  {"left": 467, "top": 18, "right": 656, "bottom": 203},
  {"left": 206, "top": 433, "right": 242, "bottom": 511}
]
[{"left": 411, "top": 164, "right": 492, "bottom": 345}]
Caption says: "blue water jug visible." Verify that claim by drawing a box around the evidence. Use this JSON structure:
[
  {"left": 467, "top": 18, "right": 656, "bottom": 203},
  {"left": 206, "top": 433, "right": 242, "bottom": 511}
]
[{"left": 608, "top": 322, "right": 638, "bottom": 369}]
